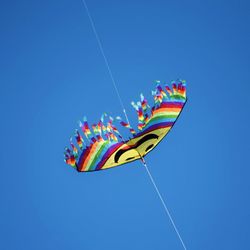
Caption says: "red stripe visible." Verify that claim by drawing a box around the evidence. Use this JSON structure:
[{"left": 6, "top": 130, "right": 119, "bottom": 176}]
[{"left": 77, "top": 146, "right": 91, "bottom": 171}]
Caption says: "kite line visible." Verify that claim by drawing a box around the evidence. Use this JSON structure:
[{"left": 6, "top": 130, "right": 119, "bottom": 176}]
[
  {"left": 81, "top": 0, "right": 130, "bottom": 124},
  {"left": 80, "top": 1, "right": 187, "bottom": 249},
  {"left": 141, "top": 157, "right": 187, "bottom": 250}
]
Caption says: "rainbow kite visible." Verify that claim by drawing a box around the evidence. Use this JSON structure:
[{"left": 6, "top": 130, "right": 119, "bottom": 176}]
[{"left": 64, "top": 80, "right": 187, "bottom": 172}]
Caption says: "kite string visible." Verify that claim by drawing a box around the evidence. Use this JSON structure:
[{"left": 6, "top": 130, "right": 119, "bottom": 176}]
[
  {"left": 81, "top": 3, "right": 186, "bottom": 248},
  {"left": 81, "top": 0, "right": 130, "bottom": 124},
  {"left": 141, "top": 159, "right": 187, "bottom": 250}
]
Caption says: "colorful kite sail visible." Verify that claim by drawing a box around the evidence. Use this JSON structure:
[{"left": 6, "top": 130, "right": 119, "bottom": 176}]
[{"left": 64, "top": 80, "right": 187, "bottom": 172}]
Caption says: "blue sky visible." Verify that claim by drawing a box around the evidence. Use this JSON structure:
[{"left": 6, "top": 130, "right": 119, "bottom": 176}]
[{"left": 1, "top": 0, "right": 250, "bottom": 249}]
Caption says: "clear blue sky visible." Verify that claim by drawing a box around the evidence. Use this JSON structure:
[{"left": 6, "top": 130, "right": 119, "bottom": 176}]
[{"left": 1, "top": 0, "right": 250, "bottom": 249}]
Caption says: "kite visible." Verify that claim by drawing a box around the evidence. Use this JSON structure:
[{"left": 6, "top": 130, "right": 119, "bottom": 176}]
[
  {"left": 64, "top": 80, "right": 187, "bottom": 172},
  {"left": 67, "top": 2, "right": 188, "bottom": 248}
]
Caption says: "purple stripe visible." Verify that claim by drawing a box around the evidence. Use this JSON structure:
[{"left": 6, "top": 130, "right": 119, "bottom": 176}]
[
  {"left": 95, "top": 142, "right": 124, "bottom": 170},
  {"left": 135, "top": 122, "right": 174, "bottom": 138},
  {"left": 160, "top": 101, "right": 184, "bottom": 108}
]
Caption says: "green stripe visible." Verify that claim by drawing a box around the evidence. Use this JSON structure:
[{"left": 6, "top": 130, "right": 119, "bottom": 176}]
[
  {"left": 146, "top": 114, "right": 178, "bottom": 127},
  {"left": 171, "top": 95, "right": 186, "bottom": 101},
  {"left": 87, "top": 141, "right": 109, "bottom": 171}
]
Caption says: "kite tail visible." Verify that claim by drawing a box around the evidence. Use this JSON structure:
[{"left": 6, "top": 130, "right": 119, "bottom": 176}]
[
  {"left": 65, "top": 113, "right": 124, "bottom": 169},
  {"left": 75, "top": 130, "right": 84, "bottom": 150},
  {"left": 165, "top": 80, "right": 186, "bottom": 101},
  {"left": 131, "top": 80, "right": 187, "bottom": 131},
  {"left": 108, "top": 116, "right": 125, "bottom": 141},
  {"left": 131, "top": 99, "right": 148, "bottom": 130},
  {"left": 140, "top": 93, "right": 150, "bottom": 126},
  {"left": 116, "top": 116, "right": 136, "bottom": 136},
  {"left": 64, "top": 146, "right": 77, "bottom": 169}
]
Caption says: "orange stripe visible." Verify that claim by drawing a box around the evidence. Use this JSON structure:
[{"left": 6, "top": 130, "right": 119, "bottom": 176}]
[
  {"left": 82, "top": 142, "right": 99, "bottom": 171},
  {"left": 153, "top": 107, "right": 181, "bottom": 115}
]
